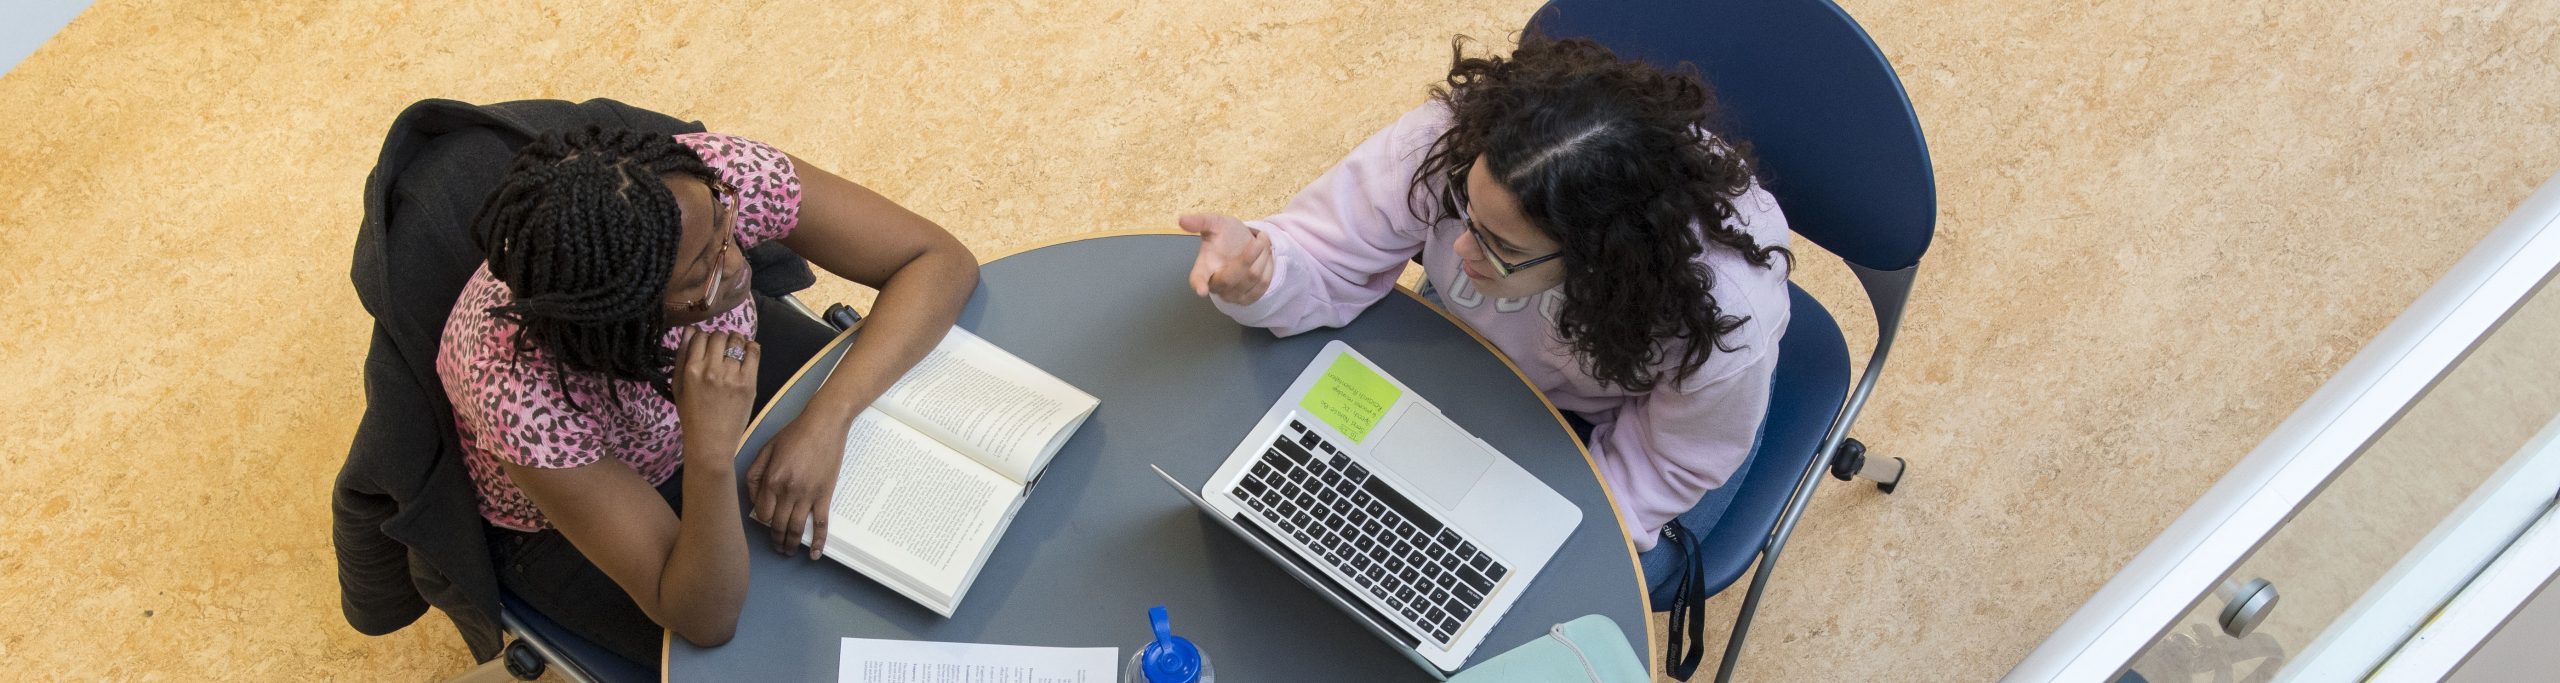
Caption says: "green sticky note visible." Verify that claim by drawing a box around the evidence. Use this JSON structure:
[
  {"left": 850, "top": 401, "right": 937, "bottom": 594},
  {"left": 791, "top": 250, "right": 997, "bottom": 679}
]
[{"left": 1301, "top": 353, "right": 1402, "bottom": 443}]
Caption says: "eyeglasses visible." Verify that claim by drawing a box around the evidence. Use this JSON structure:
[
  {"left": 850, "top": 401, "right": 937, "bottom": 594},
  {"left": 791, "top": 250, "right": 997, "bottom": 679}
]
[
  {"left": 669, "top": 179, "right": 741, "bottom": 313},
  {"left": 1459, "top": 202, "right": 1561, "bottom": 278}
]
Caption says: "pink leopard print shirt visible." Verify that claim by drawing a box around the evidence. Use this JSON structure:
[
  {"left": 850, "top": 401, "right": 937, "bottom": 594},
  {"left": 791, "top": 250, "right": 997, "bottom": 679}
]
[{"left": 438, "top": 132, "right": 802, "bottom": 532}]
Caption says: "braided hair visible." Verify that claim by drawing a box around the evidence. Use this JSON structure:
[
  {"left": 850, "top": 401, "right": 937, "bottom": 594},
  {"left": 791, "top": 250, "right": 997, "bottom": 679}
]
[
  {"left": 470, "top": 125, "right": 717, "bottom": 407},
  {"left": 1410, "top": 36, "right": 1789, "bottom": 393}
]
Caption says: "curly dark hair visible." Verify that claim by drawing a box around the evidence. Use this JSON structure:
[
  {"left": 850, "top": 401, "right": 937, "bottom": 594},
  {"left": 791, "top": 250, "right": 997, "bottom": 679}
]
[
  {"left": 1411, "top": 36, "right": 1789, "bottom": 393},
  {"left": 470, "top": 125, "right": 717, "bottom": 407}
]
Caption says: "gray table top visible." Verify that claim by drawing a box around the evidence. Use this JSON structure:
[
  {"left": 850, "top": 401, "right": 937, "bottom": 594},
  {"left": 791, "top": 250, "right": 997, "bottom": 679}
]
[{"left": 666, "top": 233, "right": 1649, "bottom": 681}]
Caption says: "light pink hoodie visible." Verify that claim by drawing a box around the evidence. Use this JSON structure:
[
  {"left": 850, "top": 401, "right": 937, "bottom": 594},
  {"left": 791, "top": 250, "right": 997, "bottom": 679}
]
[{"left": 1212, "top": 103, "right": 1793, "bottom": 551}]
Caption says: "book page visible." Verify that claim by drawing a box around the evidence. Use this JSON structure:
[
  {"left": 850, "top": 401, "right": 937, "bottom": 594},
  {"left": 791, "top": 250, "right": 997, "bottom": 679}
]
[
  {"left": 822, "top": 410, "right": 1024, "bottom": 601},
  {"left": 874, "top": 328, "right": 1099, "bottom": 482},
  {"left": 837, "top": 637, "right": 1115, "bottom": 683}
]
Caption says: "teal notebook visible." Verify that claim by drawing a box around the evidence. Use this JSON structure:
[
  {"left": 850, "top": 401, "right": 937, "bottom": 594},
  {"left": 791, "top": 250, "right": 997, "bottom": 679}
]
[{"left": 1450, "top": 615, "right": 1650, "bottom": 683}]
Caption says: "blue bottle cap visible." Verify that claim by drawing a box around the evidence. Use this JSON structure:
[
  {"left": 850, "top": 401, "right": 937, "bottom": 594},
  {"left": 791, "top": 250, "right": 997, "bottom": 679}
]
[{"left": 1140, "top": 605, "right": 1202, "bottom": 683}]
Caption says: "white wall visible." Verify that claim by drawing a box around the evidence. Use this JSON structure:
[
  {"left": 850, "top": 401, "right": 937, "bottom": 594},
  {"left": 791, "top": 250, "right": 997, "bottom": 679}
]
[{"left": 0, "top": 0, "right": 95, "bottom": 78}]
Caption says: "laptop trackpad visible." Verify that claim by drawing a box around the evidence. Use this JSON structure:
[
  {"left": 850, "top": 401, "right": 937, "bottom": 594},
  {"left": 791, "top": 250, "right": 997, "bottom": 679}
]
[{"left": 1370, "top": 408, "right": 1496, "bottom": 509}]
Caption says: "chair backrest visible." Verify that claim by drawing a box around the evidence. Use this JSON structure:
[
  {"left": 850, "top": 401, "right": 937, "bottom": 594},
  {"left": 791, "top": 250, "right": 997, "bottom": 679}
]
[{"left": 1528, "top": 0, "right": 1937, "bottom": 272}]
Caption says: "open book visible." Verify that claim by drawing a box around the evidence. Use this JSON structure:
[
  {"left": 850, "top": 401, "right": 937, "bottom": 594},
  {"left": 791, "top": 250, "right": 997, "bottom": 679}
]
[{"left": 799, "top": 327, "right": 1098, "bottom": 617}]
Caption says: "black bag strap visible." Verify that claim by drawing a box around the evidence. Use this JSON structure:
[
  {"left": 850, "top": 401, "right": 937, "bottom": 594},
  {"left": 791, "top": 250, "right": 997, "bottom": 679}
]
[{"left": 1660, "top": 522, "right": 1707, "bottom": 680}]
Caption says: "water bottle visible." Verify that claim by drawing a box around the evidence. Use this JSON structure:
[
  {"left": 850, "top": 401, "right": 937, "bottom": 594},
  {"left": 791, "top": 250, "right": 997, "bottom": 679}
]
[{"left": 1126, "top": 605, "right": 1213, "bottom": 683}]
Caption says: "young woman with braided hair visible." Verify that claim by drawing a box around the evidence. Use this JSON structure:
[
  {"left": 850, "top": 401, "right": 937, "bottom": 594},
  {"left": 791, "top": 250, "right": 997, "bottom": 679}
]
[
  {"left": 436, "top": 126, "right": 977, "bottom": 660},
  {"left": 1181, "top": 36, "right": 1792, "bottom": 607}
]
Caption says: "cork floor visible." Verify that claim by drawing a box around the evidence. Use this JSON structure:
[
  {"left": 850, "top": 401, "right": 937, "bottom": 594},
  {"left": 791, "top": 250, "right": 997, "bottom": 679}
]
[{"left": 2, "top": 1, "right": 2556, "bottom": 681}]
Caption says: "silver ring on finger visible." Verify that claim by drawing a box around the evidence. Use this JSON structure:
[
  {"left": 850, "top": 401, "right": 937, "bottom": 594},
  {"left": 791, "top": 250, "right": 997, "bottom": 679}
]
[{"left": 724, "top": 346, "right": 746, "bottom": 362}]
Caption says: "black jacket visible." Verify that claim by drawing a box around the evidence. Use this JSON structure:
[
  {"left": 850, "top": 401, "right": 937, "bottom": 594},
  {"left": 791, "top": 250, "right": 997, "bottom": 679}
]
[{"left": 334, "top": 98, "right": 811, "bottom": 659}]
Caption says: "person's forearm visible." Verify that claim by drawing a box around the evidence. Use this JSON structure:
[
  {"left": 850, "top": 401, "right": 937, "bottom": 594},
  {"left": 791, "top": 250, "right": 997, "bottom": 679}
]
[
  {"left": 658, "top": 433, "right": 751, "bottom": 646},
  {"left": 801, "top": 243, "right": 979, "bottom": 426}
]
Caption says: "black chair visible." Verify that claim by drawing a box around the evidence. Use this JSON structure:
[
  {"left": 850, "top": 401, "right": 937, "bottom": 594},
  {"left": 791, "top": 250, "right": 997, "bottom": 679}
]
[{"left": 1528, "top": 1, "right": 1938, "bottom": 680}]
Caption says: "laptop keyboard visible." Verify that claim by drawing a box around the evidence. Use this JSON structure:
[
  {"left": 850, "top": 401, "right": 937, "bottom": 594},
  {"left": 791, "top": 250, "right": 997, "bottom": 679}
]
[{"left": 1234, "top": 419, "right": 1511, "bottom": 646}]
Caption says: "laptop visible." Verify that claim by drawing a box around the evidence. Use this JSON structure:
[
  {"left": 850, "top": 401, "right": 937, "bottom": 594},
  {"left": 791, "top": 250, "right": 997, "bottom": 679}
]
[{"left": 1153, "top": 341, "right": 1582, "bottom": 677}]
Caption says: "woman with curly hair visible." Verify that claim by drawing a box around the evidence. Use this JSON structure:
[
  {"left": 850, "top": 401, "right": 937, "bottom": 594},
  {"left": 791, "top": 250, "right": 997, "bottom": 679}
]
[
  {"left": 437, "top": 126, "right": 977, "bottom": 661},
  {"left": 1182, "top": 36, "right": 1791, "bottom": 606}
]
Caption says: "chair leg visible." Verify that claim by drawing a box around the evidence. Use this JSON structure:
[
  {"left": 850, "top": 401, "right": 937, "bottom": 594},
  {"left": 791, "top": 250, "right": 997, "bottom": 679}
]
[
  {"left": 1714, "top": 560, "right": 1771, "bottom": 683},
  {"left": 1825, "top": 437, "right": 1907, "bottom": 494},
  {"left": 1716, "top": 429, "right": 1847, "bottom": 681},
  {"left": 1715, "top": 505, "right": 1826, "bottom": 683}
]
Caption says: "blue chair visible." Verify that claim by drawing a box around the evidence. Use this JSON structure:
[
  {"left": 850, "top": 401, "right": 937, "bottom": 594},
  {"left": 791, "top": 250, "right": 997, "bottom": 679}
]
[{"left": 1527, "top": 1, "right": 1937, "bottom": 680}]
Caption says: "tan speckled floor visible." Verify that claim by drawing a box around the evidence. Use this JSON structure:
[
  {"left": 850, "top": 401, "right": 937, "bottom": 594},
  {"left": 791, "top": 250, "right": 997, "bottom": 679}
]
[{"left": 2, "top": 1, "right": 2556, "bottom": 681}]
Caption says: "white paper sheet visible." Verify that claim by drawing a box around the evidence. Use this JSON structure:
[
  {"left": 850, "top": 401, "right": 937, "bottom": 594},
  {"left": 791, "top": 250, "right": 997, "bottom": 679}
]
[{"left": 838, "top": 637, "right": 1117, "bottom": 683}]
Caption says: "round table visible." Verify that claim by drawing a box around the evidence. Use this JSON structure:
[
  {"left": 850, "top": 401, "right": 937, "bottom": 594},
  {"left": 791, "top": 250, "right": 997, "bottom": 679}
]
[{"left": 667, "top": 233, "right": 1650, "bottom": 681}]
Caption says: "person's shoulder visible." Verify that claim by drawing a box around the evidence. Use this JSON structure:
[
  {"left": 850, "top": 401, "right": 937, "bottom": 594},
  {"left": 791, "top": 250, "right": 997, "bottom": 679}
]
[
  {"left": 437, "top": 270, "right": 504, "bottom": 369},
  {"left": 672, "top": 130, "right": 770, "bottom": 151},
  {"left": 1667, "top": 254, "right": 1792, "bottom": 394},
  {"left": 436, "top": 273, "right": 553, "bottom": 397},
  {"left": 1665, "top": 323, "right": 1782, "bottom": 395},
  {"left": 1696, "top": 179, "right": 1793, "bottom": 307},
  {"left": 1727, "top": 181, "right": 1791, "bottom": 247},
  {"left": 1378, "top": 100, "right": 1457, "bottom": 157},
  {"left": 676, "top": 131, "right": 803, "bottom": 242},
  {"left": 673, "top": 132, "right": 793, "bottom": 175}
]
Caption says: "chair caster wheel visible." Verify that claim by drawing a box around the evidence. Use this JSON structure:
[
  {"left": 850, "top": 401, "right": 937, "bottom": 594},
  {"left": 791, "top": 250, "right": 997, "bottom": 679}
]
[
  {"left": 1827, "top": 438, "right": 1906, "bottom": 494},
  {"left": 502, "top": 640, "right": 547, "bottom": 680},
  {"left": 1828, "top": 438, "right": 1867, "bottom": 481},
  {"left": 824, "top": 303, "right": 863, "bottom": 330}
]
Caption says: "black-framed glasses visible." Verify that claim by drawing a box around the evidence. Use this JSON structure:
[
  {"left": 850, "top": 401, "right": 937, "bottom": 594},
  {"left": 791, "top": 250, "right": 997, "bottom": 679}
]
[
  {"left": 669, "top": 179, "right": 741, "bottom": 313},
  {"left": 1459, "top": 202, "right": 1561, "bottom": 277}
]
